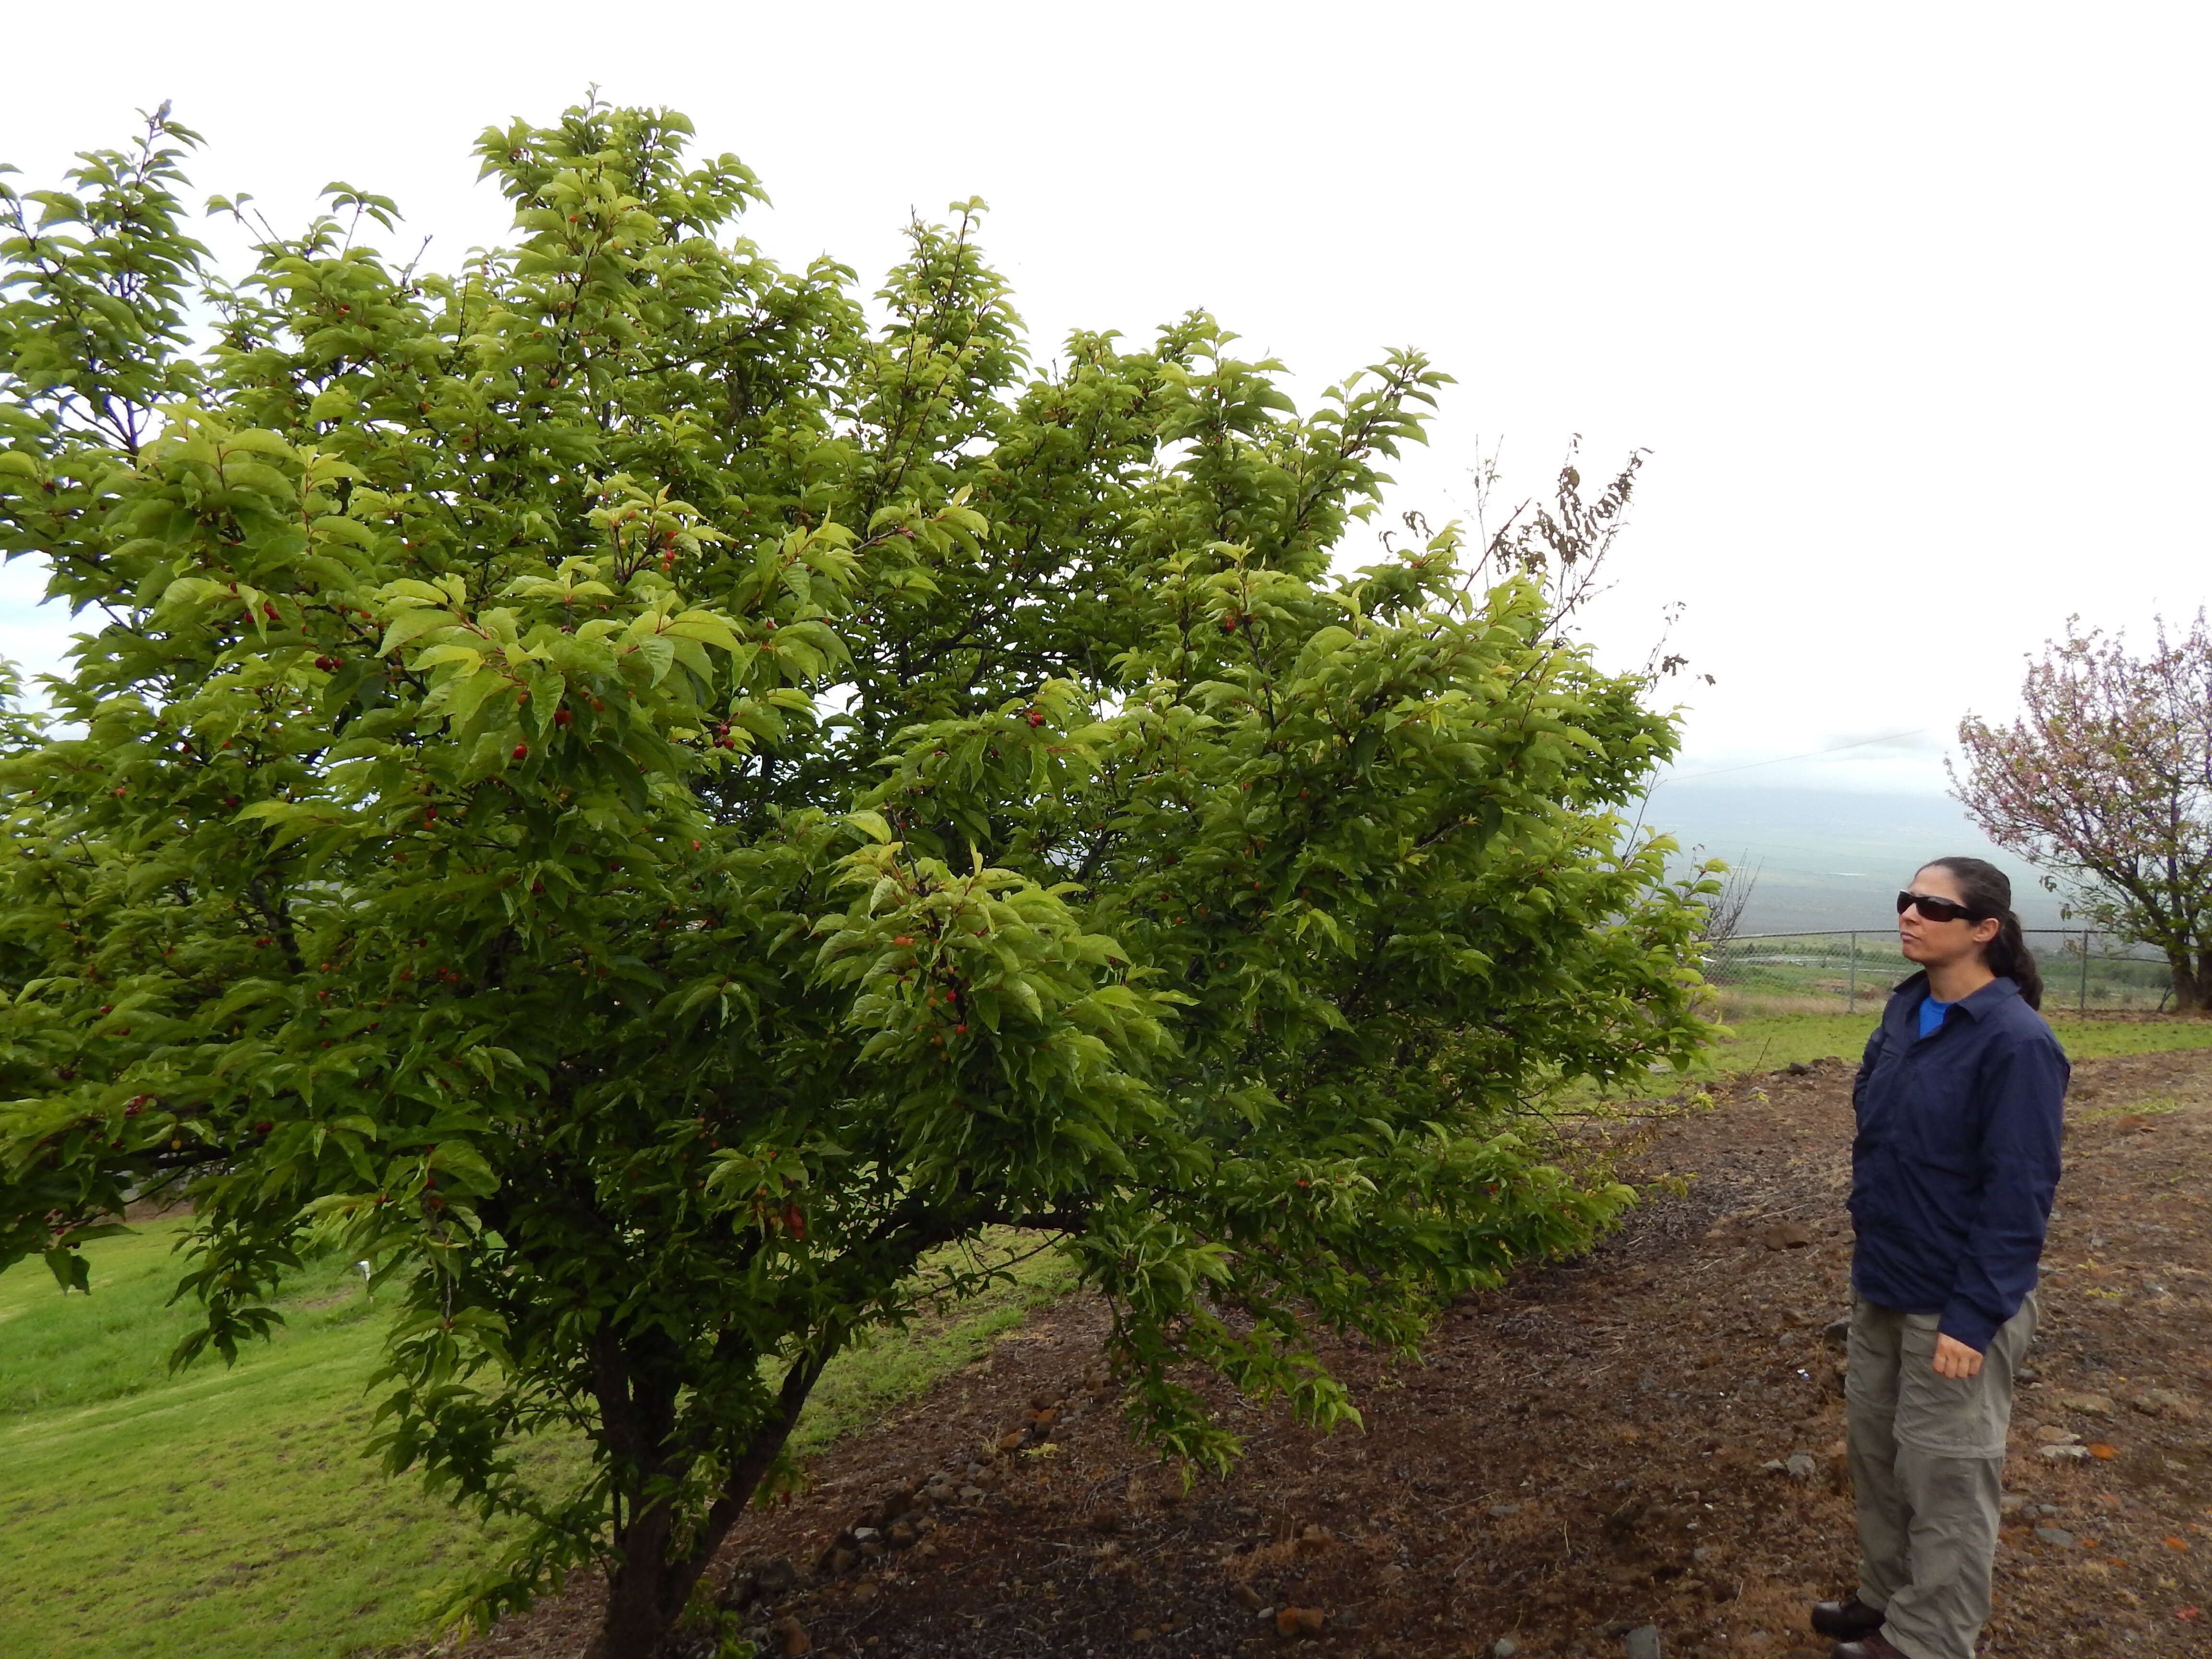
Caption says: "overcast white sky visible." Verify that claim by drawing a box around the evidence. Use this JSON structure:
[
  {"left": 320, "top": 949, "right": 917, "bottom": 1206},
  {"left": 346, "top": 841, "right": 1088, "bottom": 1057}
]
[{"left": 3, "top": 1, "right": 2204, "bottom": 797}]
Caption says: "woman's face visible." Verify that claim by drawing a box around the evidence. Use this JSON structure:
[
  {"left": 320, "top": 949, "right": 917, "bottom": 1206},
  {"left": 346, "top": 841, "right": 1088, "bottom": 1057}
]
[{"left": 1899, "top": 864, "right": 2002, "bottom": 969}]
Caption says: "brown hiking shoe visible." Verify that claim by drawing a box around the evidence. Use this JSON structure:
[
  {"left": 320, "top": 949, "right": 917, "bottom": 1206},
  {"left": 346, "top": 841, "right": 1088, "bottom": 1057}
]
[{"left": 1809, "top": 1596, "right": 1886, "bottom": 1640}]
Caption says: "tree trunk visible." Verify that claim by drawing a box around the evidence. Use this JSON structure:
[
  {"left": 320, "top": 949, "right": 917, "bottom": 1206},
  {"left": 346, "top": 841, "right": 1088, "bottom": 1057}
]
[
  {"left": 578, "top": 1351, "right": 831, "bottom": 1659},
  {"left": 582, "top": 1521, "right": 689, "bottom": 1659},
  {"left": 2173, "top": 951, "right": 2212, "bottom": 1014}
]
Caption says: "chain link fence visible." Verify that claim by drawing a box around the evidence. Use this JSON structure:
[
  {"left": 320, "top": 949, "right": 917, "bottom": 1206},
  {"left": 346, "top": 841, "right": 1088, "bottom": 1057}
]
[{"left": 1700, "top": 929, "right": 2176, "bottom": 1015}]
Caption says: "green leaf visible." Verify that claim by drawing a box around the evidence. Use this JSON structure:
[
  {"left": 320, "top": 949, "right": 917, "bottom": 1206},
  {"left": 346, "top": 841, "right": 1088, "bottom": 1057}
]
[{"left": 379, "top": 608, "right": 457, "bottom": 655}]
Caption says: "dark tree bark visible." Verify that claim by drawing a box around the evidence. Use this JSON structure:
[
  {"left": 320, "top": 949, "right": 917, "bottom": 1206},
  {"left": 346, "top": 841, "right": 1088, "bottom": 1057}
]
[{"left": 581, "top": 1335, "right": 831, "bottom": 1659}]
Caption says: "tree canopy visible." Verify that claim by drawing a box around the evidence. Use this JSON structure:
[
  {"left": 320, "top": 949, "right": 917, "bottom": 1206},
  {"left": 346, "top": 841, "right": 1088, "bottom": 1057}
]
[
  {"left": 1955, "top": 613, "right": 2212, "bottom": 1011},
  {"left": 0, "top": 101, "right": 1712, "bottom": 1658}
]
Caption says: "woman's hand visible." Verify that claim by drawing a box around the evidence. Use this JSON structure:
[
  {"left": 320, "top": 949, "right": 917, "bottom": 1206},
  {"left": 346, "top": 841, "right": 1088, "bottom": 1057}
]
[{"left": 1933, "top": 1334, "right": 1985, "bottom": 1379}]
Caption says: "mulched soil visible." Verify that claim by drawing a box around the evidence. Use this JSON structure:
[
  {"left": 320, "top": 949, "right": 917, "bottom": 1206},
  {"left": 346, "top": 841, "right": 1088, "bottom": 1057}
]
[{"left": 450, "top": 1048, "right": 2212, "bottom": 1659}]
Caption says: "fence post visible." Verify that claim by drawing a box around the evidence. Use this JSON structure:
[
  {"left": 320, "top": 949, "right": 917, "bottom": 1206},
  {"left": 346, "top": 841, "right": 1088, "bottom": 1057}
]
[
  {"left": 1848, "top": 932, "right": 1857, "bottom": 1015},
  {"left": 2080, "top": 927, "right": 2091, "bottom": 1014}
]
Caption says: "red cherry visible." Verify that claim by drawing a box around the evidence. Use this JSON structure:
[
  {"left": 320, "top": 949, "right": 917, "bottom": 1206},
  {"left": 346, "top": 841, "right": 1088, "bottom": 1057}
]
[
  {"left": 955, "top": 1023, "right": 968, "bottom": 1034},
  {"left": 512, "top": 744, "right": 528, "bottom": 760},
  {"left": 554, "top": 708, "right": 572, "bottom": 726},
  {"left": 314, "top": 655, "right": 337, "bottom": 671},
  {"left": 255, "top": 1120, "right": 273, "bottom": 1134}
]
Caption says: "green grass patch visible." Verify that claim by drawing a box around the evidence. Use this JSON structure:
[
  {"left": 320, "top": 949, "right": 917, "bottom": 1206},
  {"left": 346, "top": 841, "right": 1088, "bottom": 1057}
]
[
  {"left": 0, "top": 1225, "right": 1071, "bottom": 1659},
  {"left": 788, "top": 1238, "right": 1074, "bottom": 1458},
  {"left": 2073, "top": 1092, "right": 2191, "bottom": 1123},
  {"left": 1703, "top": 1010, "right": 2212, "bottom": 1076}
]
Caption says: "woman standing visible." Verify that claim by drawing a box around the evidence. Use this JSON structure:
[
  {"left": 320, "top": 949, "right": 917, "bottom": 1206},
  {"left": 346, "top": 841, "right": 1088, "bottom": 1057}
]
[{"left": 1809, "top": 857, "right": 2068, "bottom": 1659}]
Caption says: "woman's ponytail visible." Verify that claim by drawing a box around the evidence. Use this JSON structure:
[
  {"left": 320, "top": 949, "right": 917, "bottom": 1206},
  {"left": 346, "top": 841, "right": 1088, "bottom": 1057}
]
[{"left": 1928, "top": 855, "right": 2044, "bottom": 1010}]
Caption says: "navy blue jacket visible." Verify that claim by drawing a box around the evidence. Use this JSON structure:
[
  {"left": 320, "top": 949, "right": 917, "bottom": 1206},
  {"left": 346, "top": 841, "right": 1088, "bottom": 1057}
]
[{"left": 1849, "top": 972, "right": 2068, "bottom": 1353}]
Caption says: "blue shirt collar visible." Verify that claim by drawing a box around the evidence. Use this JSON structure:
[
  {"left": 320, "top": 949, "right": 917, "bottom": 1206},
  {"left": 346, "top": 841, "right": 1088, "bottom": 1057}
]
[{"left": 1894, "top": 969, "right": 2021, "bottom": 1023}]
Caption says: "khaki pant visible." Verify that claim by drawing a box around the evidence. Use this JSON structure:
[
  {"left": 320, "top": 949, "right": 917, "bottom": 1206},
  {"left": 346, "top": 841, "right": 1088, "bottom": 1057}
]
[{"left": 1845, "top": 1293, "right": 2037, "bottom": 1659}]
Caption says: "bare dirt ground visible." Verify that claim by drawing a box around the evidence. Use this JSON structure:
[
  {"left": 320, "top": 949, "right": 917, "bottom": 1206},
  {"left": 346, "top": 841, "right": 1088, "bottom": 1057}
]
[{"left": 457, "top": 1049, "right": 2212, "bottom": 1659}]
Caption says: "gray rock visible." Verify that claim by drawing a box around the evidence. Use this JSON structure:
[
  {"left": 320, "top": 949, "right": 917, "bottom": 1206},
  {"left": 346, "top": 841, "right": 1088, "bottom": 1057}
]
[
  {"left": 2134, "top": 1388, "right": 2188, "bottom": 1416},
  {"left": 2038, "top": 1443, "right": 2090, "bottom": 1461},
  {"left": 1999, "top": 1494, "right": 2026, "bottom": 1514},
  {"left": 1785, "top": 1451, "right": 1817, "bottom": 1482},
  {"left": 1493, "top": 1641, "right": 1520, "bottom": 1658},
  {"left": 1823, "top": 1318, "right": 1851, "bottom": 1350},
  {"left": 1623, "top": 1625, "right": 1663, "bottom": 1659},
  {"left": 2034, "top": 1525, "right": 2077, "bottom": 1547},
  {"left": 1488, "top": 1503, "right": 1522, "bottom": 1518},
  {"left": 756, "top": 1557, "right": 795, "bottom": 1597}
]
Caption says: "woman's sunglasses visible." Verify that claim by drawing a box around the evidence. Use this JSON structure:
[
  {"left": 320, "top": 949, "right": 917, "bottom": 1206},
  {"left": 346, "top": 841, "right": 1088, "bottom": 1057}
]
[{"left": 1896, "top": 890, "right": 1984, "bottom": 925}]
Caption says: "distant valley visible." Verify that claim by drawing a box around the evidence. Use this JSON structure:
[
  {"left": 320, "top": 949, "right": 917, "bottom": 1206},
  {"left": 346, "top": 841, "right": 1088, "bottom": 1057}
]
[{"left": 1637, "top": 783, "right": 2076, "bottom": 934}]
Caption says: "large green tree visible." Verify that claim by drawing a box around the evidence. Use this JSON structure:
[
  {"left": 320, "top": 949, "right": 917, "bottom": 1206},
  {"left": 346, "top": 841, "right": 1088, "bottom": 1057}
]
[{"left": 0, "top": 103, "right": 1711, "bottom": 1658}]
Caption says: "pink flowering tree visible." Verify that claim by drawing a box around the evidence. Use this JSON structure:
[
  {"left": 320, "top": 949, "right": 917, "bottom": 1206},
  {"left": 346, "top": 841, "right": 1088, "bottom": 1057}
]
[{"left": 1953, "top": 613, "right": 2212, "bottom": 1011}]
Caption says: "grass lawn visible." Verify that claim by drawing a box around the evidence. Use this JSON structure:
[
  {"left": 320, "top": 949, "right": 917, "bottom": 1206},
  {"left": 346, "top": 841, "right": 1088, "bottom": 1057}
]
[
  {"left": 1704, "top": 1009, "right": 2212, "bottom": 1076},
  {"left": 0, "top": 1224, "right": 1071, "bottom": 1659}
]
